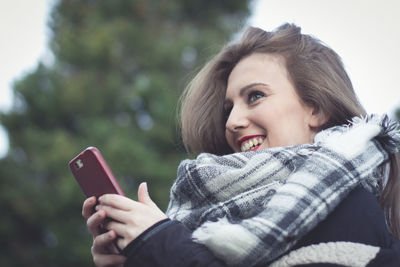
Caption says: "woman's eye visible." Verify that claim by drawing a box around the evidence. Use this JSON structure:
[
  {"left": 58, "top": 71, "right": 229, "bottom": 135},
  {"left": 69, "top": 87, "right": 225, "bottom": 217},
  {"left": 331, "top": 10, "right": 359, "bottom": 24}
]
[{"left": 248, "top": 91, "right": 264, "bottom": 104}]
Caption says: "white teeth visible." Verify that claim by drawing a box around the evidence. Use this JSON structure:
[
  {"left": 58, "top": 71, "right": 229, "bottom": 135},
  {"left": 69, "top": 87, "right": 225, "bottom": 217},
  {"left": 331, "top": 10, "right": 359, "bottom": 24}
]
[
  {"left": 240, "top": 136, "right": 265, "bottom": 152},
  {"left": 246, "top": 143, "right": 251, "bottom": 150}
]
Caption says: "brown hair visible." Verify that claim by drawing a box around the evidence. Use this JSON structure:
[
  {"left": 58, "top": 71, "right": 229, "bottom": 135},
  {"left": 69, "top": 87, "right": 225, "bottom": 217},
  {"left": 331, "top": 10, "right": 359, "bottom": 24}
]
[{"left": 179, "top": 23, "right": 400, "bottom": 238}]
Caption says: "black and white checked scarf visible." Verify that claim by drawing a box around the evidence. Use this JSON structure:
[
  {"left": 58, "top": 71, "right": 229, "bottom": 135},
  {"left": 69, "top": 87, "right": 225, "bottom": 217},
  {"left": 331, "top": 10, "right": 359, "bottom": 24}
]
[{"left": 166, "top": 114, "right": 400, "bottom": 267}]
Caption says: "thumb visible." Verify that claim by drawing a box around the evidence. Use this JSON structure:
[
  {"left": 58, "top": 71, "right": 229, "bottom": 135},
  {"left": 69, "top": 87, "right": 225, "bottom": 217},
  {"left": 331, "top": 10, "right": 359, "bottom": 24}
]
[{"left": 138, "top": 182, "right": 158, "bottom": 208}]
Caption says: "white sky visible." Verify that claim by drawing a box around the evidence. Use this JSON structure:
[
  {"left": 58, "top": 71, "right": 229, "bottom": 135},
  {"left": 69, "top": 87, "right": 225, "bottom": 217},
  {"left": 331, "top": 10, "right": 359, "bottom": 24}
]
[
  {"left": 0, "top": 0, "right": 399, "bottom": 157},
  {"left": 0, "top": 0, "right": 54, "bottom": 157}
]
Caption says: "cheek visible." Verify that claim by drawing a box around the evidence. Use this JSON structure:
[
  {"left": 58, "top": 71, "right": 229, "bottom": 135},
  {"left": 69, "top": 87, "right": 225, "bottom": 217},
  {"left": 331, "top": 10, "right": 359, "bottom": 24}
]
[
  {"left": 257, "top": 111, "right": 306, "bottom": 147},
  {"left": 270, "top": 120, "right": 313, "bottom": 146}
]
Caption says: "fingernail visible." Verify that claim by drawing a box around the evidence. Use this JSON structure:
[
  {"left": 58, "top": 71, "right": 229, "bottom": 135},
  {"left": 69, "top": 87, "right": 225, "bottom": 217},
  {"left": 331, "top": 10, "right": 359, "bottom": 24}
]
[{"left": 144, "top": 182, "right": 148, "bottom": 193}]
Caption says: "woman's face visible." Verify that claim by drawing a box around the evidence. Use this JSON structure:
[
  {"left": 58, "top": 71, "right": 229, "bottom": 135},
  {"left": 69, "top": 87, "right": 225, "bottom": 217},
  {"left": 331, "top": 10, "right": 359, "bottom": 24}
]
[{"left": 224, "top": 53, "right": 321, "bottom": 152}]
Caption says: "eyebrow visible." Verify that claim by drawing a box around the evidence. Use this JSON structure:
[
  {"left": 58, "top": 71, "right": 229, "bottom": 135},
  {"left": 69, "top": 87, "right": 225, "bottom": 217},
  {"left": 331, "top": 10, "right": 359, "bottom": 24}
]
[
  {"left": 224, "top": 82, "right": 270, "bottom": 105},
  {"left": 239, "top": 82, "right": 270, "bottom": 96}
]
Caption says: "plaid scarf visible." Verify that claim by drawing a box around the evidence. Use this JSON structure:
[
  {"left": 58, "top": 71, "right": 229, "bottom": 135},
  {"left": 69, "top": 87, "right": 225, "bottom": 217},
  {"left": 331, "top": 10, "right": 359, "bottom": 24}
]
[{"left": 166, "top": 114, "right": 400, "bottom": 267}]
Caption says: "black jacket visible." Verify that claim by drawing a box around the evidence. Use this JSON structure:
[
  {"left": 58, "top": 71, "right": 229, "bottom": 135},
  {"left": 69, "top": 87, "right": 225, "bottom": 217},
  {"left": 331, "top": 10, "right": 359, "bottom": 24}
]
[{"left": 122, "top": 186, "right": 400, "bottom": 266}]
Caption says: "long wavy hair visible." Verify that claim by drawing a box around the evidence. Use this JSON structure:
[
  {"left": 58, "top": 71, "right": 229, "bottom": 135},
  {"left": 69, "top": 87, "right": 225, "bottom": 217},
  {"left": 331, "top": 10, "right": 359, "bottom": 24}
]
[{"left": 179, "top": 23, "right": 400, "bottom": 238}]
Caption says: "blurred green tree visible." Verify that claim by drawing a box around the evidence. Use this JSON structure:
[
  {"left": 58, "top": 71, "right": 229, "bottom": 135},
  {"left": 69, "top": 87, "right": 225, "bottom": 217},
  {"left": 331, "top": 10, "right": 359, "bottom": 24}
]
[{"left": 0, "top": 0, "right": 251, "bottom": 266}]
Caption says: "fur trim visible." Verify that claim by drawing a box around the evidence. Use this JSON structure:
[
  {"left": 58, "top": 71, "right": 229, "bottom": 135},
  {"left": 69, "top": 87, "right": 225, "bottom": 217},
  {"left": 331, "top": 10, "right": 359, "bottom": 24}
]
[
  {"left": 270, "top": 242, "right": 380, "bottom": 267},
  {"left": 192, "top": 217, "right": 258, "bottom": 265}
]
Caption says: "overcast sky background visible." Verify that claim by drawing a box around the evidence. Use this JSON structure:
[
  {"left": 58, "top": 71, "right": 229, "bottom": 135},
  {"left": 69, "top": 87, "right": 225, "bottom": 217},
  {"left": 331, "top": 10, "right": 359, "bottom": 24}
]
[{"left": 0, "top": 0, "right": 399, "bottom": 157}]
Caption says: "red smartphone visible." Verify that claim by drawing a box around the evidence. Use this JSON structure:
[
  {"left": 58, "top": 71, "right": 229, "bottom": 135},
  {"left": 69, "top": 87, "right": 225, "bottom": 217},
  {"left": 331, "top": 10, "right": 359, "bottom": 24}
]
[{"left": 69, "top": 146, "right": 125, "bottom": 198}]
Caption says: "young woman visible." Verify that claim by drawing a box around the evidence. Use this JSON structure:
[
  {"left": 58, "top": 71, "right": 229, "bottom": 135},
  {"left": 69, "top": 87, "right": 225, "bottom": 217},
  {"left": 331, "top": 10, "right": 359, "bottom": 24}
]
[{"left": 82, "top": 23, "right": 400, "bottom": 266}]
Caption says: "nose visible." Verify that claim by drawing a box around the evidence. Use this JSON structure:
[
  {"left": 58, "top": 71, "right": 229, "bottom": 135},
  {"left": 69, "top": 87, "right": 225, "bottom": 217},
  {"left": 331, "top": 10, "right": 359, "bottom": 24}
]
[{"left": 225, "top": 105, "right": 249, "bottom": 132}]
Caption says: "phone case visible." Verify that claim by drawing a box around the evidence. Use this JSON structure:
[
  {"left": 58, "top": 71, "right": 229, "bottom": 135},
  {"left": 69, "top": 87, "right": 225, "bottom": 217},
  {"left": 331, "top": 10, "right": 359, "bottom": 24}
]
[{"left": 69, "top": 147, "right": 125, "bottom": 198}]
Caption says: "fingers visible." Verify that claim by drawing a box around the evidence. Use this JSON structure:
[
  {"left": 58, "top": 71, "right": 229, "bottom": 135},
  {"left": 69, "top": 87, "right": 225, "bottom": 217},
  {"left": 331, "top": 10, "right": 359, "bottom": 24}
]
[
  {"left": 104, "top": 221, "right": 140, "bottom": 250},
  {"left": 98, "top": 194, "right": 136, "bottom": 211},
  {"left": 82, "top": 196, "right": 97, "bottom": 219},
  {"left": 93, "top": 253, "right": 126, "bottom": 267},
  {"left": 84, "top": 198, "right": 128, "bottom": 267},
  {"left": 95, "top": 205, "right": 128, "bottom": 223},
  {"left": 104, "top": 220, "right": 129, "bottom": 238},
  {"left": 94, "top": 183, "right": 168, "bottom": 252},
  {"left": 116, "top": 236, "right": 129, "bottom": 252},
  {"left": 137, "top": 182, "right": 158, "bottom": 208},
  {"left": 98, "top": 183, "right": 158, "bottom": 211},
  {"left": 87, "top": 209, "right": 107, "bottom": 237},
  {"left": 92, "top": 230, "right": 116, "bottom": 253},
  {"left": 92, "top": 231, "right": 126, "bottom": 266}
]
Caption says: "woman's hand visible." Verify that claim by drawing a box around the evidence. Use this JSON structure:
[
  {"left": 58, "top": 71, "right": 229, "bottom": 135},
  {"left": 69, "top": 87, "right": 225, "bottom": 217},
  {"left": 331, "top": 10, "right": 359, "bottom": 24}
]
[
  {"left": 96, "top": 182, "right": 168, "bottom": 250},
  {"left": 82, "top": 197, "right": 126, "bottom": 267}
]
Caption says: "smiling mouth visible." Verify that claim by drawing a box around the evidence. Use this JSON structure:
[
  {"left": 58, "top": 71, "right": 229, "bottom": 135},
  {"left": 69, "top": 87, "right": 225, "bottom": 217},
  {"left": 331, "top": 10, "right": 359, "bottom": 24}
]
[{"left": 238, "top": 135, "right": 265, "bottom": 152}]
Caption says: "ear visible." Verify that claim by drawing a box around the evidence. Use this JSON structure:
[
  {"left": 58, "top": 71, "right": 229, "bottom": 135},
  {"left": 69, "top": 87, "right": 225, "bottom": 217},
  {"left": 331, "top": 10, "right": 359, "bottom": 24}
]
[{"left": 308, "top": 106, "right": 329, "bottom": 130}]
